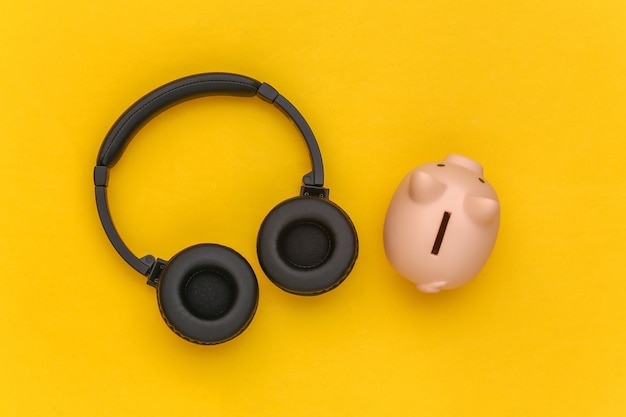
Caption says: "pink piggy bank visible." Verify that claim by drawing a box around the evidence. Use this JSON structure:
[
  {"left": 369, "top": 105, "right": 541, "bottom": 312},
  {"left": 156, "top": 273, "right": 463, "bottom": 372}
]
[{"left": 383, "top": 154, "right": 500, "bottom": 293}]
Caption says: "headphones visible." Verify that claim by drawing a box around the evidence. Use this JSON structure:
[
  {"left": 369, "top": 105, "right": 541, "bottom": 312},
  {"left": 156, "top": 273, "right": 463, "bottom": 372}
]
[{"left": 93, "top": 72, "right": 359, "bottom": 345}]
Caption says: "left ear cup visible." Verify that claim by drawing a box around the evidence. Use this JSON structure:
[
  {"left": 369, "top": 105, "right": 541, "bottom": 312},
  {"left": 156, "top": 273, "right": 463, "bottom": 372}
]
[
  {"left": 257, "top": 197, "right": 358, "bottom": 295},
  {"left": 157, "top": 244, "right": 259, "bottom": 345}
]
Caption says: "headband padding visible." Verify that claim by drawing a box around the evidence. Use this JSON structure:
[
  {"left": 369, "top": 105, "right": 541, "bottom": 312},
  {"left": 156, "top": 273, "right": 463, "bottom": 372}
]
[
  {"left": 97, "top": 73, "right": 261, "bottom": 168},
  {"left": 157, "top": 244, "right": 258, "bottom": 345},
  {"left": 257, "top": 197, "right": 358, "bottom": 295}
]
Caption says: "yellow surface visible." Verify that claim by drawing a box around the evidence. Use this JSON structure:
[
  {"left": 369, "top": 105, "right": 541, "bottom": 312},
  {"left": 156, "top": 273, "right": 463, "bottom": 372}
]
[{"left": 1, "top": 1, "right": 625, "bottom": 415}]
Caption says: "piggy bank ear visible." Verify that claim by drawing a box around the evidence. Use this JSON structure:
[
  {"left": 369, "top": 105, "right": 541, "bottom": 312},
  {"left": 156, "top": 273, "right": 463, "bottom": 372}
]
[
  {"left": 464, "top": 194, "right": 499, "bottom": 225},
  {"left": 408, "top": 170, "right": 447, "bottom": 203}
]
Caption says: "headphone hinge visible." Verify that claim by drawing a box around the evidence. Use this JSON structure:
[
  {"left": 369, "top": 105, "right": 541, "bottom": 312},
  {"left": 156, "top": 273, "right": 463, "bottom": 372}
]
[
  {"left": 146, "top": 258, "right": 167, "bottom": 288},
  {"left": 300, "top": 185, "right": 329, "bottom": 199}
]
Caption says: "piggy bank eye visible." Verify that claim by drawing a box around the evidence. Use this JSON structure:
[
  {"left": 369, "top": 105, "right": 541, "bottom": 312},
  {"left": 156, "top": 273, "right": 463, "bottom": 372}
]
[
  {"left": 437, "top": 164, "right": 445, "bottom": 167},
  {"left": 478, "top": 178, "right": 485, "bottom": 183}
]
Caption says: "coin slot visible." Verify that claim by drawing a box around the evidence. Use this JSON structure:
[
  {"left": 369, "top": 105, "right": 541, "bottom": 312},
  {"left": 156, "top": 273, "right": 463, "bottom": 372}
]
[{"left": 431, "top": 211, "right": 451, "bottom": 255}]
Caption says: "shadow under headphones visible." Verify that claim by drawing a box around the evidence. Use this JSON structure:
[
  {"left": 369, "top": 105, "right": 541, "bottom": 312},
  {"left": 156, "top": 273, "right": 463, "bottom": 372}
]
[{"left": 93, "top": 72, "right": 359, "bottom": 345}]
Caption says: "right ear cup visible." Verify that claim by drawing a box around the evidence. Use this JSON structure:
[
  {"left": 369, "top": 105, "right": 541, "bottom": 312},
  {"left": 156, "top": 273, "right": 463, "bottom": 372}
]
[
  {"left": 257, "top": 197, "right": 358, "bottom": 295},
  {"left": 157, "top": 244, "right": 259, "bottom": 345}
]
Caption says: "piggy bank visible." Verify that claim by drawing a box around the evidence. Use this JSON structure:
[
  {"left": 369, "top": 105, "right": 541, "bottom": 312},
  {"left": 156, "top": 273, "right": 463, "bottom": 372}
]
[{"left": 383, "top": 154, "right": 500, "bottom": 292}]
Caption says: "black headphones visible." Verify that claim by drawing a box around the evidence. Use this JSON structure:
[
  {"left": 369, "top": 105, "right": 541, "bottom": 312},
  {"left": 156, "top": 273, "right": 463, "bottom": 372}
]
[{"left": 93, "top": 73, "right": 358, "bottom": 345}]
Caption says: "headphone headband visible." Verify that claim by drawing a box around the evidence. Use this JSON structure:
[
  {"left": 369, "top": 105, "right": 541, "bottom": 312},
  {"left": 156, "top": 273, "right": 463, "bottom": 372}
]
[
  {"left": 94, "top": 72, "right": 326, "bottom": 276},
  {"left": 96, "top": 72, "right": 324, "bottom": 185}
]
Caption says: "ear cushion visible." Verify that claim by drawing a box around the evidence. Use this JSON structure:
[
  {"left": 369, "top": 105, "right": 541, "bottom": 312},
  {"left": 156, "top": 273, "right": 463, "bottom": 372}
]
[
  {"left": 157, "top": 244, "right": 258, "bottom": 345},
  {"left": 257, "top": 197, "right": 358, "bottom": 295}
]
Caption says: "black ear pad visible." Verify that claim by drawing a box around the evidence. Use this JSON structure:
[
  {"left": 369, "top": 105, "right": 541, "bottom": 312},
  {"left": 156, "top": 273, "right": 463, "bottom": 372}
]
[
  {"left": 257, "top": 197, "right": 358, "bottom": 295},
  {"left": 157, "top": 244, "right": 259, "bottom": 345}
]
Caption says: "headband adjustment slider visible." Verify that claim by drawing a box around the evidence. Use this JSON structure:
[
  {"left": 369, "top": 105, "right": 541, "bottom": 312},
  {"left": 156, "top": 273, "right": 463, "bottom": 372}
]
[
  {"left": 94, "top": 165, "right": 109, "bottom": 187},
  {"left": 257, "top": 82, "right": 279, "bottom": 103}
]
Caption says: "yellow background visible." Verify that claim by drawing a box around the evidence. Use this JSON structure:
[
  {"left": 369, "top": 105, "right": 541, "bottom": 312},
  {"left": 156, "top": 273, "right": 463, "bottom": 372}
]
[{"left": 1, "top": 0, "right": 625, "bottom": 415}]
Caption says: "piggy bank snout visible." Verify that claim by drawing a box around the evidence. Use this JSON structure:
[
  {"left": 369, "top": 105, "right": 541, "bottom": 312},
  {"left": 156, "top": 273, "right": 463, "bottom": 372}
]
[{"left": 444, "top": 154, "right": 484, "bottom": 176}]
